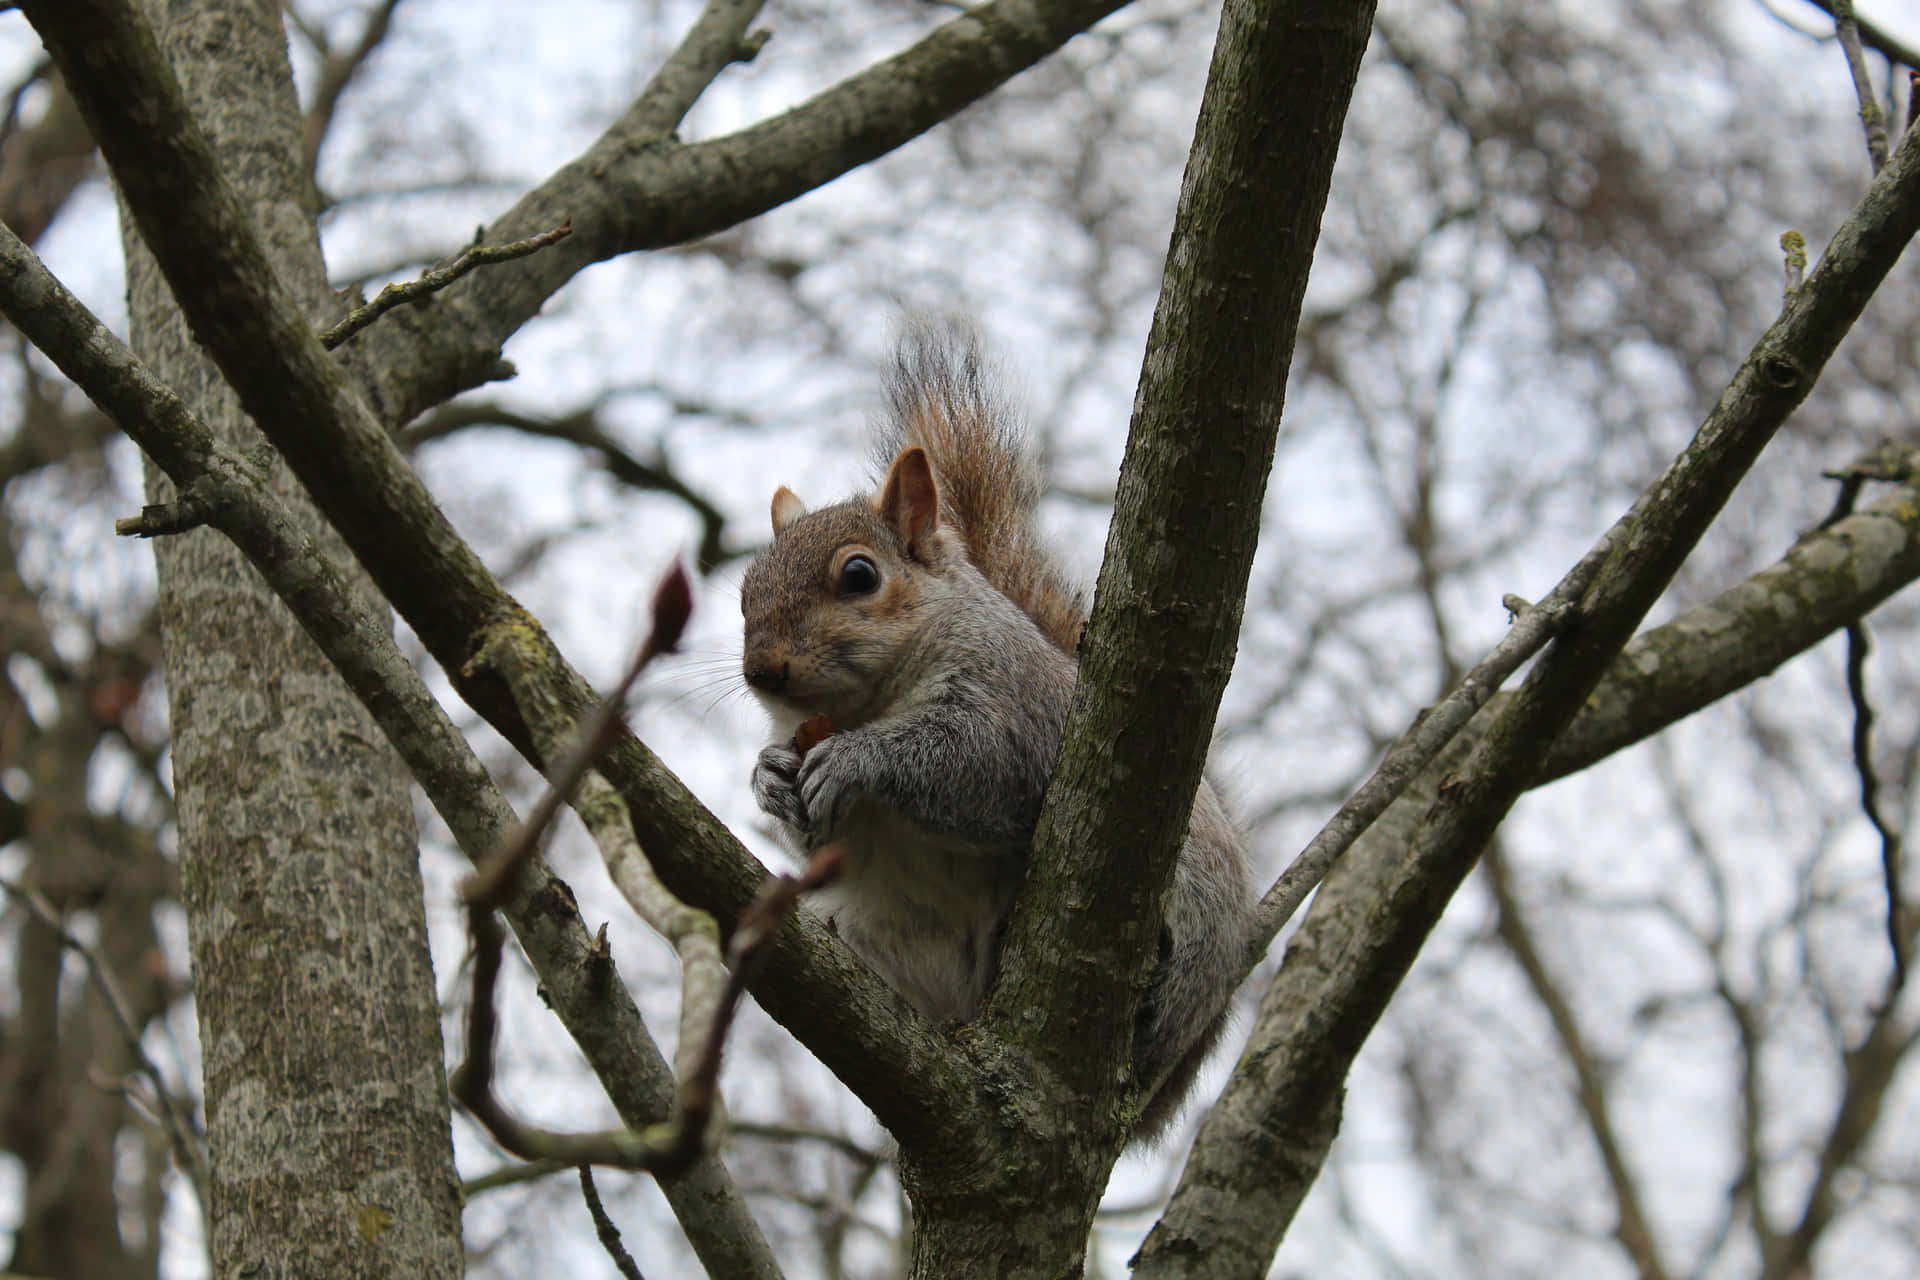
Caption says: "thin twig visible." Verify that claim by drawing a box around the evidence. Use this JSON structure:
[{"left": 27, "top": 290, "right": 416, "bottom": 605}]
[
  {"left": 1841, "top": 621, "right": 1907, "bottom": 990},
  {"left": 301, "top": 0, "right": 407, "bottom": 180},
  {"left": 1483, "top": 845, "right": 1672, "bottom": 1280},
  {"left": 0, "top": 879, "right": 210, "bottom": 1212},
  {"left": 1782, "top": 229, "right": 1808, "bottom": 294},
  {"left": 1821, "top": 439, "right": 1920, "bottom": 487},
  {"left": 1831, "top": 0, "right": 1891, "bottom": 173},
  {"left": 584, "top": 767, "right": 728, "bottom": 1086},
  {"left": 399, "top": 399, "right": 738, "bottom": 572},
  {"left": 450, "top": 845, "right": 842, "bottom": 1172},
  {"left": 453, "top": 558, "right": 828, "bottom": 1169},
  {"left": 1818, "top": 456, "right": 1910, "bottom": 991},
  {"left": 114, "top": 488, "right": 214, "bottom": 537},
  {"left": 1771, "top": 950, "right": 1918, "bottom": 1274},
  {"left": 461, "top": 562, "right": 692, "bottom": 908},
  {"left": 579, "top": 1165, "right": 647, "bottom": 1280},
  {"left": 727, "top": 1120, "right": 886, "bottom": 1167},
  {"left": 317, "top": 220, "right": 572, "bottom": 351},
  {"left": 679, "top": 845, "right": 846, "bottom": 1154},
  {"left": 1804, "top": 0, "right": 1920, "bottom": 69},
  {"left": 462, "top": 1158, "right": 572, "bottom": 1199}
]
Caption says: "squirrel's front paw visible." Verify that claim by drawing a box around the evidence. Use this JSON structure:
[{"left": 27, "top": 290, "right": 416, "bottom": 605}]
[
  {"left": 796, "top": 734, "right": 863, "bottom": 837},
  {"left": 751, "top": 743, "right": 808, "bottom": 832}
]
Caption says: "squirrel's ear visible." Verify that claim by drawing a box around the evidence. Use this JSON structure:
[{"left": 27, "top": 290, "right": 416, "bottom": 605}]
[
  {"left": 770, "top": 486, "right": 807, "bottom": 533},
  {"left": 878, "top": 446, "right": 940, "bottom": 558}
]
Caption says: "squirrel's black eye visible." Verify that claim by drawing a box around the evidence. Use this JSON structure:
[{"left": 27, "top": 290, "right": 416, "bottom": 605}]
[{"left": 838, "top": 555, "right": 880, "bottom": 596}]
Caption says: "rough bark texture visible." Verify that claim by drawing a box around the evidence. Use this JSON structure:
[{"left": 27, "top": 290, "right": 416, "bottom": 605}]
[
  {"left": 110, "top": 1, "right": 462, "bottom": 1273},
  {"left": 900, "top": 1, "right": 1375, "bottom": 1274},
  {"left": 997, "top": 0, "right": 1376, "bottom": 1094}
]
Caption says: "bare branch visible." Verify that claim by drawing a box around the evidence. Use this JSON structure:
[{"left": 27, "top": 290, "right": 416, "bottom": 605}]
[
  {"left": 1766, "top": 976, "right": 1918, "bottom": 1277},
  {"left": 300, "top": 0, "right": 406, "bottom": 179},
  {"left": 326, "top": 0, "right": 1147, "bottom": 426},
  {"left": 453, "top": 846, "right": 842, "bottom": 1174},
  {"left": 1140, "top": 91, "right": 1920, "bottom": 1278},
  {"left": 0, "top": 879, "right": 209, "bottom": 1213},
  {"left": 1841, "top": 622, "right": 1907, "bottom": 989},
  {"left": 1538, "top": 472, "right": 1920, "bottom": 784},
  {"left": 1805, "top": 0, "right": 1920, "bottom": 73},
  {"left": 579, "top": 1165, "right": 648, "bottom": 1280},
  {"left": 728, "top": 1120, "right": 886, "bottom": 1168},
  {"left": 1831, "top": 0, "right": 1891, "bottom": 173},
  {"left": 400, "top": 399, "right": 740, "bottom": 573},
  {"left": 627, "top": 0, "right": 770, "bottom": 140},
  {"left": 461, "top": 1159, "right": 572, "bottom": 1199},
  {"left": 1803, "top": 449, "right": 1913, "bottom": 990},
  {"left": 0, "top": 70, "right": 95, "bottom": 244},
  {"left": 462, "top": 563, "right": 692, "bottom": 908},
  {"left": 996, "top": 0, "right": 1376, "bottom": 1188},
  {"left": 1244, "top": 585, "right": 1586, "bottom": 964}
]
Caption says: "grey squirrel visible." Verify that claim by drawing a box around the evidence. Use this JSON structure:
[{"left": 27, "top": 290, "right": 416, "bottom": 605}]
[{"left": 740, "top": 325, "right": 1251, "bottom": 1140}]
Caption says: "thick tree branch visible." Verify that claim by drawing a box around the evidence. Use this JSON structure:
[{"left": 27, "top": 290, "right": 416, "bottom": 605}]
[
  {"left": 872, "top": 0, "right": 1380, "bottom": 1272},
  {"left": 1248, "top": 436, "right": 1920, "bottom": 964},
  {"left": 0, "top": 220, "right": 784, "bottom": 1280},
  {"left": 1137, "top": 106, "right": 1920, "bottom": 1278},
  {"left": 328, "top": 0, "right": 1140, "bottom": 427},
  {"left": 25, "top": 0, "right": 984, "bottom": 1165},
  {"left": 1001, "top": 0, "right": 1373, "bottom": 1115}
]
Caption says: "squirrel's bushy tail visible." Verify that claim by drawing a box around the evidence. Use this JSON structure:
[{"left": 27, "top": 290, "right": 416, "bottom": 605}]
[{"left": 877, "top": 320, "right": 1086, "bottom": 653}]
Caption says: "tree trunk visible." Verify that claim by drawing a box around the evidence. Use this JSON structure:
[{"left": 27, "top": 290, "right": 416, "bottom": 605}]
[{"left": 121, "top": 1, "right": 462, "bottom": 1273}]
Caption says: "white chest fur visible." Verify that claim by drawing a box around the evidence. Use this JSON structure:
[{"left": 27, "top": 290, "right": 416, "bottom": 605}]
[{"left": 808, "top": 797, "right": 1022, "bottom": 1025}]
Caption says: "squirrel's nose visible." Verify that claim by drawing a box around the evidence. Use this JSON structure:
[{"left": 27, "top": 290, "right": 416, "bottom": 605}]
[{"left": 743, "top": 653, "right": 789, "bottom": 694}]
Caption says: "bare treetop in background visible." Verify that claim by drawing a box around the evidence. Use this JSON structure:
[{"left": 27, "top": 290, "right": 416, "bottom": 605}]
[{"left": 0, "top": 1, "right": 1915, "bottom": 1278}]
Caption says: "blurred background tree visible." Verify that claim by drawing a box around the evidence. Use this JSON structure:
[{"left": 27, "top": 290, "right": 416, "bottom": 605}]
[{"left": 0, "top": 0, "right": 1915, "bottom": 1276}]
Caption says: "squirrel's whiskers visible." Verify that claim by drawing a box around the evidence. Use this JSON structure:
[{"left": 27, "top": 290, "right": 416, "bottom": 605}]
[{"left": 655, "top": 650, "right": 760, "bottom": 718}]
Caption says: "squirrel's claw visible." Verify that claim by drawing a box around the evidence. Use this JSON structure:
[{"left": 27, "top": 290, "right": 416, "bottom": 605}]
[
  {"left": 751, "top": 743, "right": 808, "bottom": 833},
  {"left": 796, "top": 734, "right": 857, "bottom": 839}
]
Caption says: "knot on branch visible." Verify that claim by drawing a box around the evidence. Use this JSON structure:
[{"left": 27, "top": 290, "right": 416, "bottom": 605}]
[{"left": 1761, "top": 355, "right": 1803, "bottom": 390}]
